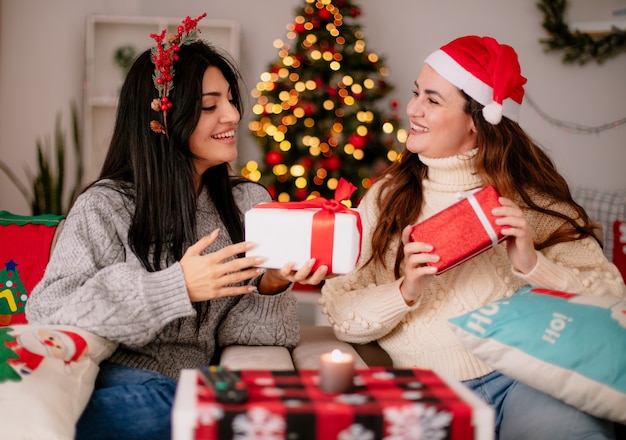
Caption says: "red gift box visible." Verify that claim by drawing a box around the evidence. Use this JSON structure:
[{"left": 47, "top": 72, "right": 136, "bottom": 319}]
[{"left": 410, "top": 185, "right": 505, "bottom": 274}]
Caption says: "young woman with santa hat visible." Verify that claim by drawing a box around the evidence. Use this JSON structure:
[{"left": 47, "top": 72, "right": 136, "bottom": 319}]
[{"left": 321, "top": 35, "right": 625, "bottom": 439}]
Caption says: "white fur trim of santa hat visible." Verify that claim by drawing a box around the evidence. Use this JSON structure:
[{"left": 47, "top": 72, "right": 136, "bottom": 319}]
[{"left": 424, "top": 36, "right": 526, "bottom": 125}]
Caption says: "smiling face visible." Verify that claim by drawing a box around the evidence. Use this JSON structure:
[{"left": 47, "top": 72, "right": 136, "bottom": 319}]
[
  {"left": 189, "top": 66, "right": 240, "bottom": 181},
  {"left": 405, "top": 64, "right": 477, "bottom": 159}
]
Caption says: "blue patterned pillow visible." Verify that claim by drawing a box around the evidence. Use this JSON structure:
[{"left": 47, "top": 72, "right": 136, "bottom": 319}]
[{"left": 449, "top": 287, "right": 626, "bottom": 423}]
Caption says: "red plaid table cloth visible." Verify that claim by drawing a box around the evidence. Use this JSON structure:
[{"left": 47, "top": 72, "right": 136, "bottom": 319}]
[{"left": 172, "top": 367, "right": 494, "bottom": 440}]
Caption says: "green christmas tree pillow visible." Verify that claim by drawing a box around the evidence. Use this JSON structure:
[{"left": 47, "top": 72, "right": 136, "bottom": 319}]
[
  {"left": 0, "top": 324, "right": 117, "bottom": 438},
  {"left": 0, "top": 211, "right": 64, "bottom": 326}
]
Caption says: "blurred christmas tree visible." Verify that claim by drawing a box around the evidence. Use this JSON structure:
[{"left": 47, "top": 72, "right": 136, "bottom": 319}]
[
  {"left": 0, "top": 327, "right": 20, "bottom": 382},
  {"left": 243, "top": 0, "right": 406, "bottom": 204}
]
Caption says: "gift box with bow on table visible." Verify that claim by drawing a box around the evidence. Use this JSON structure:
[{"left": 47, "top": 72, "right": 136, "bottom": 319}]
[
  {"left": 245, "top": 179, "right": 362, "bottom": 275},
  {"left": 410, "top": 185, "right": 506, "bottom": 274},
  {"left": 171, "top": 367, "right": 495, "bottom": 440}
]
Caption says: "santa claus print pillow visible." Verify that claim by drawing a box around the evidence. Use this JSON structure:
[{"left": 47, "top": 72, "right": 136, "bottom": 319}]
[{"left": 0, "top": 324, "right": 117, "bottom": 439}]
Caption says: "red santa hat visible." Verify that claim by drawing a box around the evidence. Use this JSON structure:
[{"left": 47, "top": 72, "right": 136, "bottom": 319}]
[
  {"left": 424, "top": 35, "right": 527, "bottom": 125},
  {"left": 57, "top": 330, "right": 88, "bottom": 364}
]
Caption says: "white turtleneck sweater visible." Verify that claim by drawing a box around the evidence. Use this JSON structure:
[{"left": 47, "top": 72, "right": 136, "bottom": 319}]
[{"left": 320, "top": 150, "right": 626, "bottom": 381}]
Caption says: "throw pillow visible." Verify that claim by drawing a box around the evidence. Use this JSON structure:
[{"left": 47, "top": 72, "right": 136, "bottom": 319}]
[
  {"left": 0, "top": 324, "right": 117, "bottom": 439},
  {"left": 448, "top": 287, "right": 626, "bottom": 423},
  {"left": 0, "top": 211, "right": 64, "bottom": 326}
]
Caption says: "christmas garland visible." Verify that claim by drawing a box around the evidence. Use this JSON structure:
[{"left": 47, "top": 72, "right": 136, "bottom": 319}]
[{"left": 537, "top": 0, "right": 626, "bottom": 64}]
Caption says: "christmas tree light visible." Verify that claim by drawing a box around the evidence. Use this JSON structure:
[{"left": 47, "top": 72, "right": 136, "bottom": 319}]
[{"left": 244, "top": 0, "right": 406, "bottom": 204}]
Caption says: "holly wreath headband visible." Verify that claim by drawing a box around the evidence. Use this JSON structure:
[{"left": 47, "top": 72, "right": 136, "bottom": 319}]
[{"left": 149, "top": 13, "right": 207, "bottom": 138}]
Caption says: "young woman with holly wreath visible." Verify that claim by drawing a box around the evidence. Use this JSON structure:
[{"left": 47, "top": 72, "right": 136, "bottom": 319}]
[{"left": 26, "top": 14, "right": 328, "bottom": 440}]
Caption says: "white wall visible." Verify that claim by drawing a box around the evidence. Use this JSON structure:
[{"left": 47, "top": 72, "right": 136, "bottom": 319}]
[{"left": 1, "top": 0, "right": 625, "bottom": 215}]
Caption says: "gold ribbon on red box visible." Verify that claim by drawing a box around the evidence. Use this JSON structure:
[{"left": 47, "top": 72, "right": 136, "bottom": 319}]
[{"left": 255, "top": 178, "right": 362, "bottom": 273}]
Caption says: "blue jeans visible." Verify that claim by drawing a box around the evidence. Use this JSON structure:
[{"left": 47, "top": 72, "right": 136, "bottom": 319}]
[
  {"left": 76, "top": 361, "right": 177, "bottom": 440},
  {"left": 463, "top": 371, "right": 615, "bottom": 440}
]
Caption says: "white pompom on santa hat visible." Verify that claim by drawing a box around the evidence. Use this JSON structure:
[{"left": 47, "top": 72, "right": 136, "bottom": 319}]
[{"left": 424, "top": 35, "right": 527, "bottom": 125}]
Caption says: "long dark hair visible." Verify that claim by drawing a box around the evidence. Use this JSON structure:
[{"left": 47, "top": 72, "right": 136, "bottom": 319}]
[
  {"left": 96, "top": 41, "right": 246, "bottom": 272},
  {"left": 369, "top": 92, "right": 599, "bottom": 278}
]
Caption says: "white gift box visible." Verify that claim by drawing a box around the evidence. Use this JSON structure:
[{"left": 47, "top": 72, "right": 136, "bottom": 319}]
[{"left": 245, "top": 205, "right": 361, "bottom": 274}]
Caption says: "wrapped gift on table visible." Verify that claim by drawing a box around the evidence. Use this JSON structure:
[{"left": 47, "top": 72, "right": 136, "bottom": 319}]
[
  {"left": 410, "top": 185, "right": 505, "bottom": 274},
  {"left": 171, "top": 367, "right": 494, "bottom": 440},
  {"left": 245, "top": 179, "right": 362, "bottom": 275}
]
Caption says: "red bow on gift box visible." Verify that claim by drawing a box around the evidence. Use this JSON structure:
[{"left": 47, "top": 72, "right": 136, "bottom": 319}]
[{"left": 256, "top": 178, "right": 362, "bottom": 273}]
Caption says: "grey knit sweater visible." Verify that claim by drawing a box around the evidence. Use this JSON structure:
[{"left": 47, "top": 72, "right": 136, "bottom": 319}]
[{"left": 26, "top": 180, "right": 300, "bottom": 379}]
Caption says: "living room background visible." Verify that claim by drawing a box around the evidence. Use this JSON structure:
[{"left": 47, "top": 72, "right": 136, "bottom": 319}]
[{"left": 0, "top": 0, "right": 624, "bottom": 215}]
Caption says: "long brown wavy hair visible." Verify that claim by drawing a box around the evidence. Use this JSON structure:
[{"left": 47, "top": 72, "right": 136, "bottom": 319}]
[{"left": 369, "top": 92, "right": 600, "bottom": 278}]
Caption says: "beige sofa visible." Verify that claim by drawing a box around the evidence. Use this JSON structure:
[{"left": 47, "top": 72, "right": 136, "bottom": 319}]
[
  {"left": 222, "top": 186, "right": 626, "bottom": 371},
  {"left": 40, "top": 186, "right": 624, "bottom": 372},
  {"left": 221, "top": 186, "right": 626, "bottom": 439}
]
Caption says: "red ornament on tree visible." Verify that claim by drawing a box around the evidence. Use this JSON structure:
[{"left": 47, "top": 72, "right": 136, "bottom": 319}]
[
  {"left": 300, "top": 157, "right": 313, "bottom": 169},
  {"left": 318, "top": 8, "right": 332, "bottom": 21},
  {"left": 321, "top": 155, "right": 342, "bottom": 171},
  {"left": 348, "top": 134, "right": 367, "bottom": 149},
  {"left": 265, "top": 150, "right": 284, "bottom": 166},
  {"left": 294, "top": 188, "right": 310, "bottom": 200},
  {"left": 302, "top": 103, "right": 315, "bottom": 116}
]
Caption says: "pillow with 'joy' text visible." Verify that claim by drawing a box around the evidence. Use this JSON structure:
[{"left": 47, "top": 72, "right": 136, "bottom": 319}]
[{"left": 448, "top": 287, "right": 626, "bottom": 423}]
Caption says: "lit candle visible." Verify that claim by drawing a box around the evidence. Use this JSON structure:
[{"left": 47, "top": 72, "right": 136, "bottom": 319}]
[{"left": 319, "top": 349, "right": 355, "bottom": 393}]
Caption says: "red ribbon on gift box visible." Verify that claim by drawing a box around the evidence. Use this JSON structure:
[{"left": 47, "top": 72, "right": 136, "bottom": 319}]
[{"left": 255, "top": 178, "right": 362, "bottom": 273}]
